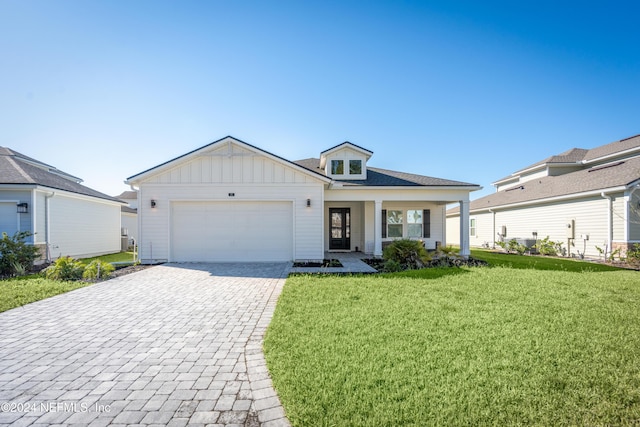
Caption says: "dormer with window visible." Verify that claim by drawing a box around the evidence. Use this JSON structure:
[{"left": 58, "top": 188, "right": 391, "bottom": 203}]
[{"left": 319, "top": 142, "right": 372, "bottom": 180}]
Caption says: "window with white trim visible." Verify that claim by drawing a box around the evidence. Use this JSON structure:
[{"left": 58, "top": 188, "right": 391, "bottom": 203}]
[
  {"left": 387, "top": 210, "right": 403, "bottom": 238},
  {"left": 331, "top": 160, "right": 344, "bottom": 175},
  {"left": 407, "top": 210, "right": 423, "bottom": 238},
  {"left": 470, "top": 218, "right": 476, "bottom": 237}
]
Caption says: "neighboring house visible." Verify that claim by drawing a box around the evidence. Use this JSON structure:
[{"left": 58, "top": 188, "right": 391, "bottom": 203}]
[
  {"left": 115, "top": 190, "right": 138, "bottom": 245},
  {"left": 0, "top": 147, "right": 124, "bottom": 260},
  {"left": 125, "top": 136, "right": 480, "bottom": 264},
  {"left": 446, "top": 134, "right": 640, "bottom": 258}
]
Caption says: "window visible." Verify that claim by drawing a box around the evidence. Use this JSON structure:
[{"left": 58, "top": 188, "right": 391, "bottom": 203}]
[
  {"left": 331, "top": 160, "right": 344, "bottom": 175},
  {"left": 407, "top": 210, "right": 423, "bottom": 238},
  {"left": 470, "top": 218, "right": 476, "bottom": 237},
  {"left": 349, "top": 159, "right": 362, "bottom": 175},
  {"left": 387, "top": 210, "right": 403, "bottom": 238}
]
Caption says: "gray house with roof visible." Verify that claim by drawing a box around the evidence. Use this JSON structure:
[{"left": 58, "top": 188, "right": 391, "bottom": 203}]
[
  {"left": 126, "top": 136, "right": 480, "bottom": 263},
  {"left": 0, "top": 147, "right": 124, "bottom": 260},
  {"left": 447, "top": 134, "right": 640, "bottom": 258}
]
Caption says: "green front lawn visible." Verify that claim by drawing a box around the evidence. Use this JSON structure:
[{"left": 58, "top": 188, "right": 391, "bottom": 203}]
[
  {"left": 79, "top": 251, "right": 136, "bottom": 265},
  {"left": 0, "top": 252, "right": 136, "bottom": 313},
  {"left": 265, "top": 255, "right": 640, "bottom": 425},
  {"left": 0, "top": 275, "right": 91, "bottom": 313}
]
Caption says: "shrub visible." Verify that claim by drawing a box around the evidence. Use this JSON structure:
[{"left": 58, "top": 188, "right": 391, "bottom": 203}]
[
  {"left": 537, "top": 236, "right": 563, "bottom": 256},
  {"left": 627, "top": 244, "right": 640, "bottom": 266},
  {"left": 44, "top": 256, "right": 85, "bottom": 281},
  {"left": 0, "top": 231, "right": 40, "bottom": 277},
  {"left": 82, "top": 260, "right": 115, "bottom": 280},
  {"left": 383, "top": 259, "right": 403, "bottom": 272},
  {"left": 383, "top": 239, "right": 430, "bottom": 270}
]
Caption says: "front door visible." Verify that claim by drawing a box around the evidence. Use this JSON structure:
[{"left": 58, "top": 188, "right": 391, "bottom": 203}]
[{"left": 329, "top": 208, "right": 351, "bottom": 250}]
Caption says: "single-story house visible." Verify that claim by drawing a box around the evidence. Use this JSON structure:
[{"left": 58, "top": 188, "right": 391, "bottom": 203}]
[
  {"left": 115, "top": 190, "right": 138, "bottom": 246},
  {"left": 125, "top": 136, "right": 480, "bottom": 263},
  {"left": 0, "top": 147, "right": 124, "bottom": 260},
  {"left": 446, "top": 134, "right": 640, "bottom": 258}
]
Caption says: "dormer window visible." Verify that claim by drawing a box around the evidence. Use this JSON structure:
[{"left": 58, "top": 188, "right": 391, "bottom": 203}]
[
  {"left": 320, "top": 142, "right": 373, "bottom": 180},
  {"left": 349, "top": 160, "right": 362, "bottom": 175},
  {"left": 331, "top": 160, "right": 344, "bottom": 175}
]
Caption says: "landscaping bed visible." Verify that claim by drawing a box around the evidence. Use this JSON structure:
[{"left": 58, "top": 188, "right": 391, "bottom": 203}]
[{"left": 292, "top": 259, "right": 343, "bottom": 268}]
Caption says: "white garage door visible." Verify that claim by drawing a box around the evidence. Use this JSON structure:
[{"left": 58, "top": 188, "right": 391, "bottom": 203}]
[{"left": 171, "top": 201, "right": 293, "bottom": 262}]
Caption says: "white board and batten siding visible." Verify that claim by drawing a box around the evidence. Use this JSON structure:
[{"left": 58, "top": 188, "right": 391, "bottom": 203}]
[
  {"left": 136, "top": 142, "right": 325, "bottom": 263},
  {"left": 48, "top": 193, "right": 121, "bottom": 259}
]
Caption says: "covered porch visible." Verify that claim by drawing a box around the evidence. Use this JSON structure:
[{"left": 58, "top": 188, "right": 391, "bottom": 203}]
[{"left": 323, "top": 197, "right": 471, "bottom": 258}]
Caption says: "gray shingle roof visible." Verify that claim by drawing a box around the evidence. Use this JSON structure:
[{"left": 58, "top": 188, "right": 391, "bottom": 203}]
[
  {"left": 450, "top": 155, "right": 640, "bottom": 214},
  {"left": 0, "top": 147, "right": 122, "bottom": 203},
  {"left": 294, "top": 158, "right": 479, "bottom": 187}
]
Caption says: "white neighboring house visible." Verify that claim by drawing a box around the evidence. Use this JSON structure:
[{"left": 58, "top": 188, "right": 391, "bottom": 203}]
[
  {"left": 446, "top": 134, "right": 640, "bottom": 258},
  {"left": 0, "top": 147, "right": 124, "bottom": 260},
  {"left": 125, "top": 136, "right": 480, "bottom": 264},
  {"left": 115, "top": 190, "right": 138, "bottom": 246}
]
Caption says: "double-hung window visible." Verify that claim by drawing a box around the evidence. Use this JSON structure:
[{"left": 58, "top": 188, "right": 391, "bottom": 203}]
[
  {"left": 470, "top": 218, "right": 476, "bottom": 237},
  {"left": 407, "top": 210, "right": 423, "bottom": 238},
  {"left": 387, "top": 210, "right": 403, "bottom": 238}
]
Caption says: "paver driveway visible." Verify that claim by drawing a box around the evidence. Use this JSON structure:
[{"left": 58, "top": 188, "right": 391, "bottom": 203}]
[{"left": 0, "top": 263, "right": 291, "bottom": 427}]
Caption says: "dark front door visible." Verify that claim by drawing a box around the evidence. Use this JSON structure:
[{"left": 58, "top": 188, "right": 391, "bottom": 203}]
[{"left": 329, "top": 208, "right": 351, "bottom": 250}]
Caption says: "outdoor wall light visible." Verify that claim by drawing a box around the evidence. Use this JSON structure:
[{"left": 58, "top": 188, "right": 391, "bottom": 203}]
[
  {"left": 306, "top": 198, "right": 311, "bottom": 207},
  {"left": 151, "top": 199, "right": 157, "bottom": 208},
  {"left": 17, "top": 202, "right": 28, "bottom": 213}
]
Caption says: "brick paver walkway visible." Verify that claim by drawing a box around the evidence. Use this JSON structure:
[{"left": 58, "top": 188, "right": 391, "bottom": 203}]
[{"left": 0, "top": 263, "right": 291, "bottom": 426}]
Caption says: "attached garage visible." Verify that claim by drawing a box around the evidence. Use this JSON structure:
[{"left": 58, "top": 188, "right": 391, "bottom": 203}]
[{"left": 170, "top": 201, "right": 294, "bottom": 262}]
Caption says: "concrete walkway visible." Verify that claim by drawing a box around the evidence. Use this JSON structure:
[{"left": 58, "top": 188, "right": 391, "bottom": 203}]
[
  {"left": 0, "top": 263, "right": 291, "bottom": 427},
  {"left": 289, "top": 252, "right": 378, "bottom": 274}
]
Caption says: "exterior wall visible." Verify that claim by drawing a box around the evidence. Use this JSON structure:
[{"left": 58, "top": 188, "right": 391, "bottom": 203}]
[
  {"left": 134, "top": 143, "right": 326, "bottom": 263},
  {"left": 34, "top": 191, "right": 47, "bottom": 245},
  {"left": 138, "top": 183, "right": 324, "bottom": 263},
  {"left": 121, "top": 212, "right": 138, "bottom": 242},
  {"left": 0, "top": 189, "right": 33, "bottom": 243},
  {"left": 324, "top": 201, "right": 364, "bottom": 252},
  {"left": 48, "top": 193, "right": 121, "bottom": 259},
  {"left": 448, "top": 194, "right": 627, "bottom": 258},
  {"left": 612, "top": 194, "right": 626, "bottom": 242}
]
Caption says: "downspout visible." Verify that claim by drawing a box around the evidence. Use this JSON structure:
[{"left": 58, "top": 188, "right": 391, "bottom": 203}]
[
  {"left": 488, "top": 208, "right": 495, "bottom": 249},
  {"left": 130, "top": 184, "right": 140, "bottom": 263},
  {"left": 44, "top": 191, "right": 55, "bottom": 262},
  {"left": 601, "top": 192, "right": 612, "bottom": 257}
]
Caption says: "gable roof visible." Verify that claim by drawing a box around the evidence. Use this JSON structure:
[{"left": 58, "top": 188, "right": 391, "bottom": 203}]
[
  {"left": 0, "top": 147, "right": 122, "bottom": 203},
  {"left": 449, "top": 155, "right": 640, "bottom": 214},
  {"left": 115, "top": 190, "right": 137, "bottom": 200},
  {"left": 295, "top": 158, "right": 479, "bottom": 188},
  {"left": 126, "top": 136, "right": 331, "bottom": 184}
]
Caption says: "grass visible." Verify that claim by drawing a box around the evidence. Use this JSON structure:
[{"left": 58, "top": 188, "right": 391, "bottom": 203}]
[
  {"left": 264, "top": 254, "right": 640, "bottom": 426},
  {"left": 470, "top": 248, "right": 624, "bottom": 272},
  {"left": 0, "top": 275, "right": 91, "bottom": 313},
  {"left": 0, "top": 252, "right": 135, "bottom": 313},
  {"left": 78, "top": 251, "right": 136, "bottom": 265}
]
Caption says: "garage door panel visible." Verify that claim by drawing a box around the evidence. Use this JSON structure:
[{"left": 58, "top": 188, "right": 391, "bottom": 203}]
[{"left": 171, "top": 201, "right": 293, "bottom": 262}]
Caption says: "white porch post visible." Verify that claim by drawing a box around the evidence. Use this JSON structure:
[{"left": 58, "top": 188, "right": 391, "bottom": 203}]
[
  {"left": 374, "top": 200, "right": 383, "bottom": 257},
  {"left": 459, "top": 200, "right": 470, "bottom": 258}
]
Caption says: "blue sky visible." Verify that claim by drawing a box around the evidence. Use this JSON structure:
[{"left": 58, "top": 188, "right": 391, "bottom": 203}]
[{"left": 1, "top": 1, "right": 638, "bottom": 199}]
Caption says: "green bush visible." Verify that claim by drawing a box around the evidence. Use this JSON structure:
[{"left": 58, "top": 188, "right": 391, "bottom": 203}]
[
  {"left": 537, "top": 236, "right": 563, "bottom": 256},
  {"left": 383, "top": 259, "right": 403, "bottom": 272},
  {"left": 82, "top": 260, "right": 115, "bottom": 280},
  {"left": 383, "top": 239, "right": 430, "bottom": 270},
  {"left": 0, "top": 231, "right": 40, "bottom": 277},
  {"left": 627, "top": 244, "right": 640, "bottom": 266},
  {"left": 44, "top": 256, "right": 85, "bottom": 281}
]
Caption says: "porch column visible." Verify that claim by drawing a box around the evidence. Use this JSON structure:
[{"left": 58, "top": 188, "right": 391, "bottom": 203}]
[
  {"left": 459, "top": 200, "right": 470, "bottom": 258},
  {"left": 374, "top": 200, "right": 383, "bottom": 257}
]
